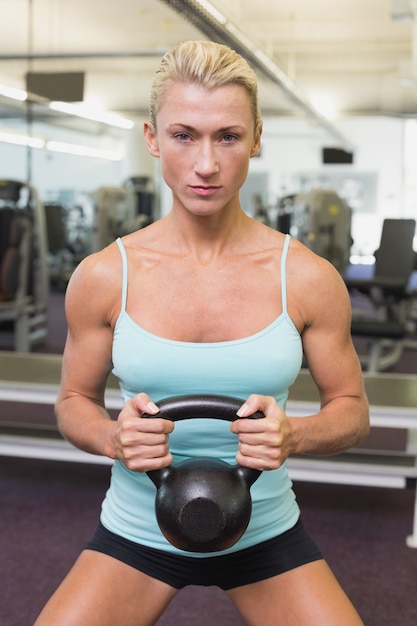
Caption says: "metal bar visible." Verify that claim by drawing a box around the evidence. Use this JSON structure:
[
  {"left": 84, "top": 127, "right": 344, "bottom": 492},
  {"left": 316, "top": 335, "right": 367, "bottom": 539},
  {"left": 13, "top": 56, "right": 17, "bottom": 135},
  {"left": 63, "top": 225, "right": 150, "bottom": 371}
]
[
  {"left": 0, "top": 382, "right": 123, "bottom": 409},
  {"left": 0, "top": 50, "right": 167, "bottom": 61},
  {"left": 0, "top": 434, "right": 113, "bottom": 465},
  {"left": 406, "top": 488, "right": 417, "bottom": 548}
]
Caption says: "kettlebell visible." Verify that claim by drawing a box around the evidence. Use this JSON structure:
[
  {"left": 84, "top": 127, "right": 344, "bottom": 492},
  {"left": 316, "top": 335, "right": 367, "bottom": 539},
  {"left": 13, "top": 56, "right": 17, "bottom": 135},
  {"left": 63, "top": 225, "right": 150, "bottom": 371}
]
[{"left": 143, "top": 395, "right": 264, "bottom": 552}]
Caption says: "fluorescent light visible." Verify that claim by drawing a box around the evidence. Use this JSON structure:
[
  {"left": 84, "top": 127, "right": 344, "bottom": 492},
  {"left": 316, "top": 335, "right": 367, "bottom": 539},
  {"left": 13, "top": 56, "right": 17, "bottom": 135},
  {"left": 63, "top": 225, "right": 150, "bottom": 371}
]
[
  {"left": 46, "top": 140, "right": 122, "bottom": 160},
  {"left": 309, "top": 94, "right": 338, "bottom": 120},
  {"left": 0, "top": 130, "right": 122, "bottom": 160},
  {"left": 49, "top": 101, "right": 134, "bottom": 129},
  {"left": 0, "top": 83, "right": 134, "bottom": 129},
  {"left": 0, "top": 84, "right": 27, "bottom": 101},
  {"left": 0, "top": 130, "right": 44, "bottom": 148}
]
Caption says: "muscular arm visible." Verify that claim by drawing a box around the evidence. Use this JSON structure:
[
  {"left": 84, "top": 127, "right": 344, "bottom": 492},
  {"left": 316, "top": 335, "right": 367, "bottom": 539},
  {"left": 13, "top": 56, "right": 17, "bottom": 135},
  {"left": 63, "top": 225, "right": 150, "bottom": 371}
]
[
  {"left": 55, "top": 249, "right": 120, "bottom": 458},
  {"left": 289, "top": 272, "right": 369, "bottom": 455},
  {"left": 290, "top": 257, "right": 370, "bottom": 455},
  {"left": 55, "top": 245, "right": 173, "bottom": 468},
  {"left": 232, "top": 245, "right": 369, "bottom": 469}
]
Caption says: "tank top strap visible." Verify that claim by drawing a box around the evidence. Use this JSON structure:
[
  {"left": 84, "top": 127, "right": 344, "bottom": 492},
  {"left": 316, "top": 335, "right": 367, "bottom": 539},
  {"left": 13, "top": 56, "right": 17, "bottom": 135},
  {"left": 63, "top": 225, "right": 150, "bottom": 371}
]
[
  {"left": 280, "top": 234, "right": 291, "bottom": 315},
  {"left": 116, "top": 237, "right": 128, "bottom": 312}
]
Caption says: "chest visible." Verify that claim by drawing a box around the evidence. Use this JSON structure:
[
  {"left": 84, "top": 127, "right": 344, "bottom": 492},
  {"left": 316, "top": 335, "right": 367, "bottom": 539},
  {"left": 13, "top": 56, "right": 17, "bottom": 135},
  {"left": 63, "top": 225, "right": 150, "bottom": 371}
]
[{"left": 123, "top": 253, "right": 285, "bottom": 342}]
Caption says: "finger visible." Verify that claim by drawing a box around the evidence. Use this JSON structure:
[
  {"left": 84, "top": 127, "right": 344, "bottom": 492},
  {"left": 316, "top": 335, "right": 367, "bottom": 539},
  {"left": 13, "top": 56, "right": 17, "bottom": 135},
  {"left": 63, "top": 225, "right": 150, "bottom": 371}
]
[
  {"left": 122, "top": 441, "right": 171, "bottom": 462},
  {"left": 118, "top": 412, "right": 175, "bottom": 436},
  {"left": 119, "top": 429, "right": 170, "bottom": 447},
  {"left": 125, "top": 392, "right": 160, "bottom": 416},
  {"left": 238, "top": 440, "right": 282, "bottom": 459},
  {"left": 236, "top": 451, "right": 283, "bottom": 471},
  {"left": 237, "top": 439, "right": 287, "bottom": 469},
  {"left": 236, "top": 430, "right": 283, "bottom": 447},
  {"left": 122, "top": 448, "right": 173, "bottom": 473},
  {"left": 236, "top": 394, "right": 271, "bottom": 417},
  {"left": 231, "top": 418, "right": 268, "bottom": 434}
]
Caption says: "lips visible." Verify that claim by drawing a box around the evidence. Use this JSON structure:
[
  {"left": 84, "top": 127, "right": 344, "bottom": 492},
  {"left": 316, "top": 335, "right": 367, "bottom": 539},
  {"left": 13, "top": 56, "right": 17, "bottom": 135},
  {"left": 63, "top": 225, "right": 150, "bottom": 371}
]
[{"left": 190, "top": 185, "right": 221, "bottom": 196}]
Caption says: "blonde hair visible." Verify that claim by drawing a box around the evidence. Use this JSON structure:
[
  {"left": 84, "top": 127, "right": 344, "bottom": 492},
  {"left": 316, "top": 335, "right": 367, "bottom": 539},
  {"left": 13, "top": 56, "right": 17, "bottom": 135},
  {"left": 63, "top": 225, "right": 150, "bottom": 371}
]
[{"left": 149, "top": 40, "right": 262, "bottom": 134}]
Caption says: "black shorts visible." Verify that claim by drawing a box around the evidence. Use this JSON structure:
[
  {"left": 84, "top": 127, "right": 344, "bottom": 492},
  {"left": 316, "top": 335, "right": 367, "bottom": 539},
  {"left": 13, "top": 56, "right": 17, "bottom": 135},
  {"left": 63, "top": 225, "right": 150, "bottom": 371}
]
[{"left": 85, "top": 518, "right": 323, "bottom": 590}]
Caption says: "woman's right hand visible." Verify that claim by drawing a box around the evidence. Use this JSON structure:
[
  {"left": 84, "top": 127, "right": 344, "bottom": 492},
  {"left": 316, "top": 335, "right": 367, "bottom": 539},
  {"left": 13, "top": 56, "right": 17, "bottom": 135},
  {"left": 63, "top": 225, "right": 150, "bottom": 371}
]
[{"left": 114, "top": 393, "right": 174, "bottom": 472}]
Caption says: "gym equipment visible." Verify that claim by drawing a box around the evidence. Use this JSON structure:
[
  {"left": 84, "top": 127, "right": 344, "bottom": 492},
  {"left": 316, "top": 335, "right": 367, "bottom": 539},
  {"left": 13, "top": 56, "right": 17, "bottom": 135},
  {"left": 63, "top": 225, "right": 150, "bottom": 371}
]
[
  {"left": 92, "top": 185, "right": 152, "bottom": 252},
  {"left": 0, "top": 208, "right": 31, "bottom": 301},
  {"left": 278, "top": 189, "right": 353, "bottom": 272},
  {"left": 123, "top": 176, "right": 155, "bottom": 221},
  {"left": 346, "top": 218, "right": 417, "bottom": 372},
  {"left": 0, "top": 180, "right": 49, "bottom": 351},
  {"left": 143, "top": 395, "right": 264, "bottom": 552},
  {"left": 92, "top": 186, "right": 137, "bottom": 252}
]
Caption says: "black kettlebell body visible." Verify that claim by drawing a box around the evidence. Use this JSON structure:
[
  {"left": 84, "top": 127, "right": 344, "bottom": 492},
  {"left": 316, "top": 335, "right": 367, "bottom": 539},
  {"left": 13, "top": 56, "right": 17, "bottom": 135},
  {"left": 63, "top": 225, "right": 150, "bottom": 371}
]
[{"left": 144, "top": 395, "right": 264, "bottom": 552}]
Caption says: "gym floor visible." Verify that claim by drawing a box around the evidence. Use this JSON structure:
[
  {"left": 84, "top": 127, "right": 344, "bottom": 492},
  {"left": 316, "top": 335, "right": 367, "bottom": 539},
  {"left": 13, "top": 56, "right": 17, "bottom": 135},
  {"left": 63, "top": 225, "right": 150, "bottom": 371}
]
[
  {"left": 1, "top": 288, "right": 417, "bottom": 626},
  {"left": 2, "top": 456, "right": 416, "bottom": 625}
]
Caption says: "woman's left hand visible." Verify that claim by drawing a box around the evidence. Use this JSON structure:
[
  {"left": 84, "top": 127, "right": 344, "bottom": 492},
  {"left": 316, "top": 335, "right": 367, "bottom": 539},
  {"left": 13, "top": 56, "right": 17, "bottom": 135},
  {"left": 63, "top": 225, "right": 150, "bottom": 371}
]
[{"left": 230, "top": 395, "right": 295, "bottom": 470}]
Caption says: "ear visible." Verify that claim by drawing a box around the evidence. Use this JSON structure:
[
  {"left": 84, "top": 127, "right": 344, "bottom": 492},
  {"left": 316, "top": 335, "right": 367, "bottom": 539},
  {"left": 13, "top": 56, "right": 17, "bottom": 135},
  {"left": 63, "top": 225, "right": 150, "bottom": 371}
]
[
  {"left": 144, "top": 121, "right": 160, "bottom": 157},
  {"left": 250, "top": 122, "right": 263, "bottom": 158}
]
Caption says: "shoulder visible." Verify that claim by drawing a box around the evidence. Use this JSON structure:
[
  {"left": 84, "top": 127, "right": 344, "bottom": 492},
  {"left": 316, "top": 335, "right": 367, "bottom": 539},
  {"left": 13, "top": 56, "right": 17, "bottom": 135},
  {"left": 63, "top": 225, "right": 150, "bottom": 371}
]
[
  {"left": 68, "top": 241, "right": 122, "bottom": 291},
  {"left": 65, "top": 241, "right": 123, "bottom": 326},
  {"left": 286, "top": 237, "right": 350, "bottom": 328},
  {"left": 287, "top": 236, "right": 342, "bottom": 281}
]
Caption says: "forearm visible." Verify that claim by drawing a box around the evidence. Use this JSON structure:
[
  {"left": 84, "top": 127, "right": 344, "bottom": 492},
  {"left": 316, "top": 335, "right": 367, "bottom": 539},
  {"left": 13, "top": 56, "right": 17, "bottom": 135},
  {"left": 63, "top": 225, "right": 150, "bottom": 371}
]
[
  {"left": 55, "top": 394, "right": 118, "bottom": 460},
  {"left": 289, "top": 395, "right": 370, "bottom": 456}
]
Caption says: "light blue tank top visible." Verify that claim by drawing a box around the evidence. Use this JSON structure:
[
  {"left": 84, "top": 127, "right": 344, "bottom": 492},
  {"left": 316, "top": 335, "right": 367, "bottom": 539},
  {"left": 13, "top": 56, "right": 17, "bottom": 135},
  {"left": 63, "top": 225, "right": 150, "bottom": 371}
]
[{"left": 101, "top": 234, "right": 303, "bottom": 556}]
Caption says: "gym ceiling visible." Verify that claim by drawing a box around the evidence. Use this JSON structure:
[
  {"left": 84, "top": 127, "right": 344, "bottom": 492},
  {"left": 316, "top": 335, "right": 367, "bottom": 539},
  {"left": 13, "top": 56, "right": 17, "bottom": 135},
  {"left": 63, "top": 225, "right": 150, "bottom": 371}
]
[{"left": 0, "top": 0, "right": 416, "bottom": 139}]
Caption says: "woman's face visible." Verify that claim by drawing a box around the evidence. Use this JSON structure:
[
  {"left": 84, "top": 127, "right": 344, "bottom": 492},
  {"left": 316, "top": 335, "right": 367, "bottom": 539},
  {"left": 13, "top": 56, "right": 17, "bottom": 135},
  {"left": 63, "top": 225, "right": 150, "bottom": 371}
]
[{"left": 145, "top": 82, "right": 262, "bottom": 218}]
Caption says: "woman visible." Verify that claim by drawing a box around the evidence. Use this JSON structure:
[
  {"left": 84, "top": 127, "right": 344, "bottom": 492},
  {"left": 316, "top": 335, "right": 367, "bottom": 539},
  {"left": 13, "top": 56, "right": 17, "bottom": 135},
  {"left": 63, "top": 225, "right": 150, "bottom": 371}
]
[{"left": 35, "top": 41, "right": 369, "bottom": 625}]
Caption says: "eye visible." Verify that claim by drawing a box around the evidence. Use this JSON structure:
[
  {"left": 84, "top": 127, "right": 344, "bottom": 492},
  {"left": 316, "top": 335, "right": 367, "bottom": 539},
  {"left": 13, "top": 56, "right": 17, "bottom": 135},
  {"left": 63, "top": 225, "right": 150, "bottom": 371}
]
[
  {"left": 221, "top": 133, "right": 238, "bottom": 144},
  {"left": 174, "top": 132, "right": 191, "bottom": 142}
]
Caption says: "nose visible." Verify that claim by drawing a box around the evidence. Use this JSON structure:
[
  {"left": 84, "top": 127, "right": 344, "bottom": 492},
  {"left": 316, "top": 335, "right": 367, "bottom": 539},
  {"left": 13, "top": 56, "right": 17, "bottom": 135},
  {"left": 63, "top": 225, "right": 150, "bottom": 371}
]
[{"left": 194, "top": 140, "right": 219, "bottom": 178}]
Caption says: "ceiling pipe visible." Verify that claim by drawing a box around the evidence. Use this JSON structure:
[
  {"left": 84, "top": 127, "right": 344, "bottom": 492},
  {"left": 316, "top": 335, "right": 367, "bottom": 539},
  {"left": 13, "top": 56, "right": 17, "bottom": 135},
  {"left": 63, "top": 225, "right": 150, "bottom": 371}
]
[
  {"left": 159, "top": 0, "right": 353, "bottom": 149},
  {"left": 0, "top": 50, "right": 167, "bottom": 61}
]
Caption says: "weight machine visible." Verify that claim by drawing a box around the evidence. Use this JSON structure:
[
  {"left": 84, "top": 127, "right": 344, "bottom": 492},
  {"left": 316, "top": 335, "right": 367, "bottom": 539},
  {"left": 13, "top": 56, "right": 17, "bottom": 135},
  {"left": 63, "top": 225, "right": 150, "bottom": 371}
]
[
  {"left": 92, "top": 185, "right": 152, "bottom": 252},
  {"left": 0, "top": 179, "right": 49, "bottom": 351},
  {"left": 278, "top": 189, "right": 353, "bottom": 273},
  {"left": 346, "top": 218, "right": 417, "bottom": 372}
]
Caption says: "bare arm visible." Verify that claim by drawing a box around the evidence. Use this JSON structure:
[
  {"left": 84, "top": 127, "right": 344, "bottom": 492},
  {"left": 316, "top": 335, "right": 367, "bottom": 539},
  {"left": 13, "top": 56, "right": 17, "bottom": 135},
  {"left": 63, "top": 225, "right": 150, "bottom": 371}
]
[
  {"left": 232, "top": 246, "right": 370, "bottom": 469},
  {"left": 55, "top": 245, "right": 173, "bottom": 470},
  {"left": 289, "top": 255, "right": 370, "bottom": 456}
]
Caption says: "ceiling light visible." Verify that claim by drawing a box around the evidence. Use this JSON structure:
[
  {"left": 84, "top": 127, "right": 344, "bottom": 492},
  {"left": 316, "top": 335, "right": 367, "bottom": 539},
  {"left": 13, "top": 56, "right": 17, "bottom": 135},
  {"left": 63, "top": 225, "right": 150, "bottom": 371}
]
[
  {"left": 309, "top": 94, "right": 338, "bottom": 120},
  {"left": 0, "top": 84, "right": 134, "bottom": 129},
  {"left": 0, "top": 130, "right": 44, "bottom": 148},
  {"left": 49, "top": 101, "right": 134, "bottom": 129},
  {"left": 0, "top": 84, "right": 27, "bottom": 101},
  {"left": 46, "top": 140, "right": 122, "bottom": 160},
  {"left": 0, "top": 130, "right": 122, "bottom": 160}
]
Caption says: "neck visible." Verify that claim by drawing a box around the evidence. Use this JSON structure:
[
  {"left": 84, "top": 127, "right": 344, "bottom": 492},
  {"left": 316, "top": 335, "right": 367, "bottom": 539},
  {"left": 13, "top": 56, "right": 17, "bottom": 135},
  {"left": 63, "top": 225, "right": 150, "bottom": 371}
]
[{"left": 163, "top": 205, "right": 251, "bottom": 264}]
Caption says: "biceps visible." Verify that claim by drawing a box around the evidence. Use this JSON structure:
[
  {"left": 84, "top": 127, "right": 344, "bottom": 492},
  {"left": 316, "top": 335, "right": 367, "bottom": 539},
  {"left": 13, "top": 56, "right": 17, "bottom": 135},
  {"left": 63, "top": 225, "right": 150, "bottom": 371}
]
[
  {"left": 302, "top": 318, "right": 363, "bottom": 403},
  {"left": 60, "top": 324, "right": 113, "bottom": 402}
]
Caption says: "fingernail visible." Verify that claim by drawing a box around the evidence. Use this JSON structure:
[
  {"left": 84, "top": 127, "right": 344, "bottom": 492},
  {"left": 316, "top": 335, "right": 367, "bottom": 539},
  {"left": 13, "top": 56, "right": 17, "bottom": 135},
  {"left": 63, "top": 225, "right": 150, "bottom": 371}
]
[
  {"left": 236, "top": 403, "right": 250, "bottom": 417},
  {"left": 146, "top": 401, "right": 159, "bottom": 413}
]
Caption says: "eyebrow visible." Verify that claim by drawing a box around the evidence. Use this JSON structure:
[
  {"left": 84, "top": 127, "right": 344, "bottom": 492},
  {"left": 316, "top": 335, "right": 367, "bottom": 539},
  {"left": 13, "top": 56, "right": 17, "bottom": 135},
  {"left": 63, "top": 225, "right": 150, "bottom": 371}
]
[{"left": 167, "top": 123, "right": 246, "bottom": 134}]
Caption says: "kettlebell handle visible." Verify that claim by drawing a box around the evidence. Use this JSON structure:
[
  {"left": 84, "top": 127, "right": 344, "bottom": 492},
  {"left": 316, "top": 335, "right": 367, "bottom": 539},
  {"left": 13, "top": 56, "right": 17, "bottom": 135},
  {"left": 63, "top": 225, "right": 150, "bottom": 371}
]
[
  {"left": 143, "top": 394, "right": 264, "bottom": 487},
  {"left": 143, "top": 394, "right": 264, "bottom": 423}
]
